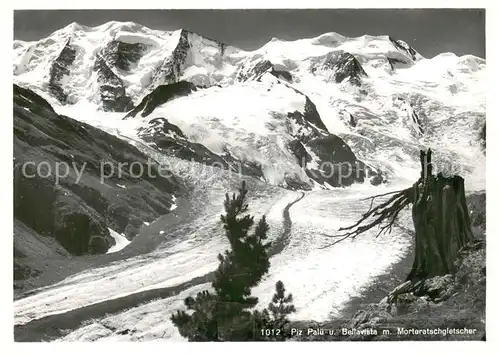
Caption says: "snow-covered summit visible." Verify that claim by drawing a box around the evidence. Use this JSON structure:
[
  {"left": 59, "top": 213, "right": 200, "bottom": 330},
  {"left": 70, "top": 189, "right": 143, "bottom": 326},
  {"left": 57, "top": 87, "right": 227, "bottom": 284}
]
[
  {"left": 13, "top": 21, "right": 241, "bottom": 110},
  {"left": 13, "top": 21, "right": 446, "bottom": 112},
  {"left": 13, "top": 21, "right": 485, "bottom": 189}
]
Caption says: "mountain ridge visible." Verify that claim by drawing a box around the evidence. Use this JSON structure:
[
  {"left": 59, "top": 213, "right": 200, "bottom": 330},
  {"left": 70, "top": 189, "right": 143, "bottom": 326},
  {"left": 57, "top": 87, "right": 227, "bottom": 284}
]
[
  {"left": 13, "top": 21, "right": 486, "bottom": 191},
  {"left": 13, "top": 21, "right": 432, "bottom": 109}
]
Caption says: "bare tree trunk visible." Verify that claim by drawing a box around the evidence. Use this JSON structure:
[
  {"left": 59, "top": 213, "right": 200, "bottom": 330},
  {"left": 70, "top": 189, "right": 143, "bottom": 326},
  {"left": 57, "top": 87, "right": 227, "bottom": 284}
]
[{"left": 407, "top": 150, "right": 473, "bottom": 281}]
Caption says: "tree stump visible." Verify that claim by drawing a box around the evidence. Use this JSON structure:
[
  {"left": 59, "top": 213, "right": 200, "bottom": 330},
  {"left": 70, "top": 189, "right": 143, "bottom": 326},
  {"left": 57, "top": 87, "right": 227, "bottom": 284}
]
[{"left": 407, "top": 149, "right": 473, "bottom": 281}]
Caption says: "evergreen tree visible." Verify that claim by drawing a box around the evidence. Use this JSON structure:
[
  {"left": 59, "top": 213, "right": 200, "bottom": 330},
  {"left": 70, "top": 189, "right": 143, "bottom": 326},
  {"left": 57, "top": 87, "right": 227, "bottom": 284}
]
[
  {"left": 171, "top": 181, "right": 272, "bottom": 341},
  {"left": 255, "top": 280, "right": 296, "bottom": 341},
  {"left": 267, "top": 280, "right": 296, "bottom": 327}
]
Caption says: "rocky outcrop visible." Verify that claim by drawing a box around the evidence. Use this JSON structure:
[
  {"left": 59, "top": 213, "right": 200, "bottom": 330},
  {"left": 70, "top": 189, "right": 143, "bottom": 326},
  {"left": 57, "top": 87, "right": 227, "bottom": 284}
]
[
  {"left": 14, "top": 84, "right": 182, "bottom": 262},
  {"left": 149, "top": 29, "right": 227, "bottom": 90},
  {"left": 125, "top": 81, "right": 197, "bottom": 118},
  {"left": 136, "top": 117, "right": 266, "bottom": 179},
  {"left": 48, "top": 39, "right": 76, "bottom": 104},
  {"left": 94, "top": 54, "right": 134, "bottom": 112},
  {"left": 288, "top": 139, "right": 312, "bottom": 166},
  {"left": 347, "top": 112, "right": 357, "bottom": 127},
  {"left": 467, "top": 191, "right": 486, "bottom": 239},
  {"left": 270, "top": 68, "right": 293, "bottom": 83},
  {"left": 137, "top": 117, "right": 228, "bottom": 167},
  {"left": 306, "top": 135, "right": 370, "bottom": 187},
  {"left": 285, "top": 91, "right": 382, "bottom": 187},
  {"left": 387, "top": 57, "right": 410, "bottom": 71},
  {"left": 237, "top": 60, "right": 273, "bottom": 82},
  {"left": 149, "top": 30, "right": 190, "bottom": 88},
  {"left": 237, "top": 59, "right": 293, "bottom": 83},
  {"left": 284, "top": 87, "right": 329, "bottom": 134},
  {"left": 480, "top": 122, "right": 486, "bottom": 151},
  {"left": 100, "top": 40, "right": 149, "bottom": 72},
  {"left": 14, "top": 170, "right": 111, "bottom": 256},
  {"left": 286, "top": 101, "right": 382, "bottom": 187},
  {"left": 315, "top": 51, "right": 368, "bottom": 86},
  {"left": 389, "top": 37, "right": 418, "bottom": 61},
  {"left": 407, "top": 105, "right": 424, "bottom": 135},
  {"left": 14, "top": 219, "right": 69, "bottom": 290},
  {"left": 303, "top": 97, "right": 329, "bottom": 132}
]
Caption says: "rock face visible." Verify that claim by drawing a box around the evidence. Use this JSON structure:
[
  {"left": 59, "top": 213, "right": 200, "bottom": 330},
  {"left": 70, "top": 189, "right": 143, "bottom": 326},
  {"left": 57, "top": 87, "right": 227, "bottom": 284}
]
[
  {"left": 100, "top": 40, "right": 149, "bottom": 72},
  {"left": 237, "top": 59, "right": 273, "bottom": 82},
  {"left": 306, "top": 135, "right": 371, "bottom": 187},
  {"left": 270, "top": 68, "right": 293, "bottom": 83},
  {"left": 302, "top": 97, "right": 329, "bottom": 132},
  {"left": 149, "top": 30, "right": 190, "bottom": 89},
  {"left": 316, "top": 51, "right": 368, "bottom": 86},
  {"left": 137, "top": 117, "right": 229, "bottom": 168},
  {"left": 48, "top": 39, "right": 76, "bottom": 104},
  {"left": 480, "top": 123, "right": 486, "bottom": 151},
  {"left": 14, "top": 84, "right": 182, "bottom": 267},
  {"left": 467, "top": 191, "right": 486, "bottom": 239},
  {"left": 125, "top": 81, "right": 197, "bottom": 118},
  {"left": 285, "top": 100, "right": 377, "bottom": 187},
  {"left": 149, "top": 29, "right": 227, "bottom": 90},
  {"left": 237, "top": 59, "right": 293, "bottom": 83},
  {"left": 285, "top": 87, "right": 381, "bottom": 187},
  {"left": 387, "top": 57, "right": 410, "bottom": 71},
  {"left": 94, "top": 54, "right": 134, "bottom": 112},
  {"left": 389, "top": 37, "right": 419, "bottom": 61},
  {"left": 407, "top": 104, "right": 424, "bottom": 135}
]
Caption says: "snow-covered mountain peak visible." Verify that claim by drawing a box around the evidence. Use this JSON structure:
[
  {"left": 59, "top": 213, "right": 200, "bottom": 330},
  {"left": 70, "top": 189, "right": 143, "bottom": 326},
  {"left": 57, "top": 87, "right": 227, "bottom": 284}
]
[
  {"left": 254, "top": 31, "right": 422, "bottom": 63},
  {"left": 13, "top": 21, "right": 246, "bottom": 110},
  {"left": 13, "top": 21, "right": 485, "bottom": 189},
  {"left": 14, "top": 22, "right": 430, "bottom": 112}
]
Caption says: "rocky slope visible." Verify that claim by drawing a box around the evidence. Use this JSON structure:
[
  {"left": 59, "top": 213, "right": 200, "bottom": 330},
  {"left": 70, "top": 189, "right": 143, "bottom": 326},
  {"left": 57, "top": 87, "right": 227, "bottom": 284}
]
[{"left": 14, "top": 84, "right": 183, "bottom": 290}]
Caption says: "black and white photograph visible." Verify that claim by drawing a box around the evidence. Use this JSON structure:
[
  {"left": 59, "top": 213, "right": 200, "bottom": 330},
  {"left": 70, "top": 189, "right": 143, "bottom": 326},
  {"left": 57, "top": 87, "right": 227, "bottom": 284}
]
[{"left": 10, "top": 4, "right": 490, "bottom": 344}]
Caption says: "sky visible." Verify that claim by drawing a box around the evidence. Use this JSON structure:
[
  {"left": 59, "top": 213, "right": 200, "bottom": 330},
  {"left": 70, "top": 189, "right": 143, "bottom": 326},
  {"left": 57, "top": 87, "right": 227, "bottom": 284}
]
[{"left": 13, "top": 9, "right": 485, "bottom": 58}]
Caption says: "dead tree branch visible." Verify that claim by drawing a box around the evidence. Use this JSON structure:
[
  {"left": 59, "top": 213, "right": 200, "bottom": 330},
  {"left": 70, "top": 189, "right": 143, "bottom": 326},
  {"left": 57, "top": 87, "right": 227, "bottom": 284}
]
[{"left": 320, "top": 187, "right": 415, "bottom": 249}]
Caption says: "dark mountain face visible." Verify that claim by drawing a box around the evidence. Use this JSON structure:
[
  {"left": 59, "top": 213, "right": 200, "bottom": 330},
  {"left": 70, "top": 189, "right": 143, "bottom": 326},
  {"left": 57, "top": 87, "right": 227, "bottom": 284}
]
[
  {"left": 480, "top": 122, "right": 486, "bottom": 152},
  {"left": 101, "top": 40, "right": 149, "bottom": 72},
  {"left": 389, "top": 37, "right": 418, "bottom": 61},
  {"left": 306, "top": 135, "right": 368, "bottom": 187},
  {"left": 270, "top": 68, "right": 293, "bottom": 83},
  {"left": 14, "top": 84, "right": 183, "bottom": 285},
  {"left": 149, "top": 31, "right": 189, "bottom": 89},
  {"left": 48, "top": 39, "right": 76, "bottom": 104},
  {"left": 236, "top": 60, "right": 294, "bottom": 83},
  {"left": 137, "top": 117, "right": 230, "bottom": 168},
  {"left": 48, "top": 38, "right": 148, "bottom": 110},
  {"left": 388, "top": 57, "right": 410, "bottom": 71},
  {"left": 147, "top": 29, "right": 228, "bottom": 91},
  {"left": 320, "top": 51, "right": 368, "bottom": 86},
  {"left": 125, "top": 81, "right": 197, "bottom": 118},
  {"left": 237, "top": 60, "right": 273, "bottom": 82},
  {"left": 94, "top": 54, "right": 134, "bottom": 112}
]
